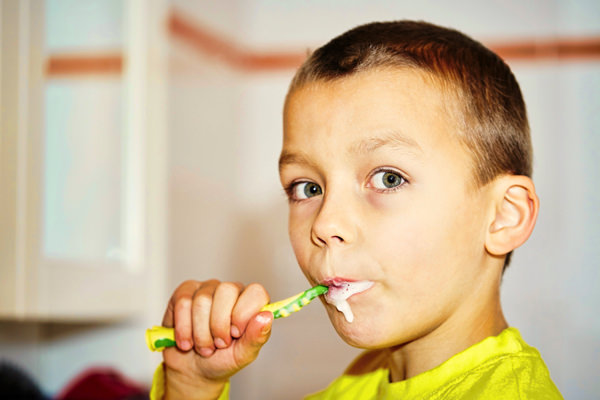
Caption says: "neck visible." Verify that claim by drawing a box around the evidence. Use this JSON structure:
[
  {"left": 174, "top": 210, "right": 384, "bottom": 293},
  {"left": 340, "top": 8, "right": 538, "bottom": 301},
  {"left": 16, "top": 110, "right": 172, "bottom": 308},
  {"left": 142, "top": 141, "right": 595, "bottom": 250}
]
[{"left": 387, "top": 273, "right": 507, "bottom": 382}]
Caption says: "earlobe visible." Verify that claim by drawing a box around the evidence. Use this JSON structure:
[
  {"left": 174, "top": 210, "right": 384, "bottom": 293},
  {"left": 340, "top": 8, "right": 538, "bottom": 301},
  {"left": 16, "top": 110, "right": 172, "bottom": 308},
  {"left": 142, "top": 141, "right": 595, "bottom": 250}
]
[{"left": 485, "top": 176, "right": 539, "bottom": 256}]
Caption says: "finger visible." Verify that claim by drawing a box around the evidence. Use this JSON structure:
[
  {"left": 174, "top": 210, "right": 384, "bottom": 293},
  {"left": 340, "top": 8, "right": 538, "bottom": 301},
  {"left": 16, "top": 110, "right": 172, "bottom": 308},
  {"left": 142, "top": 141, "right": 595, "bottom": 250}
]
[
  {"left": 164, "top": 280, "right": 201, "bottom": 351},
  {"left": 162, "top": 301, "right": 175, "bottom": 328},
  {"left": 210, "top": 282, "right": 243, "bottom": 348},
  {"left": 234, "top": 311, "right": 273, "bottom": 369},
  {"left": 192, "top": 280, "right": 220, "bottom": 357},
  {"left": 162, "top": 280, "right": 200, "bottom": 327},
  {"left": 231, "top": 283, "right": 270, "bottom": 337}
]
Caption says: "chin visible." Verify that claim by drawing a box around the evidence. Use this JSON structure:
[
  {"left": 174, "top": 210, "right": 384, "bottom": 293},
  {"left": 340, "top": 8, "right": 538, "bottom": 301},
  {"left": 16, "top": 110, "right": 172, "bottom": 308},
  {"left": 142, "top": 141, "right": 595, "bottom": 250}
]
[{"left": 328, "top": 309, "right": 389, "bottom": 349}]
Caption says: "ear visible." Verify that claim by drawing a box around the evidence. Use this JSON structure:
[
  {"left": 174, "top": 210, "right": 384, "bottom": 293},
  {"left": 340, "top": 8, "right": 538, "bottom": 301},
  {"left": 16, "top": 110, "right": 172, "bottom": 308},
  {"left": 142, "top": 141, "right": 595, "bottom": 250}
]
[{"left": 485, "top": 176, "right": 539, "bottom": 256}]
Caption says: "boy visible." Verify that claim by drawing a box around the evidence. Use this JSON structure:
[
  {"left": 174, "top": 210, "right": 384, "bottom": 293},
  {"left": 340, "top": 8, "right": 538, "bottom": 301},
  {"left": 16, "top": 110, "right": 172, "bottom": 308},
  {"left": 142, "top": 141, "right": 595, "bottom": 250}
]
[{"left": 154, "top": 21, "right": 563, "bottom": 399}]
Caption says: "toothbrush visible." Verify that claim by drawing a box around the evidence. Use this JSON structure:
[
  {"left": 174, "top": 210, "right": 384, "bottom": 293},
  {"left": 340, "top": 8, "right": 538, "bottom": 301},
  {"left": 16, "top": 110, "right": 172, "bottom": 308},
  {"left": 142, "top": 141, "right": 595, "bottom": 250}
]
[{"left": 146, "top": 285, "right": 328, "bottom": 352}]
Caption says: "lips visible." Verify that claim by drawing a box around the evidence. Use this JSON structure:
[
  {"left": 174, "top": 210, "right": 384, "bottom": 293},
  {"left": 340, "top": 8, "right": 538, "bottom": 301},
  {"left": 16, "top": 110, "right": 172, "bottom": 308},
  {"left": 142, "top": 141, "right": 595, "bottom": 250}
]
[
  {"left": 321, "top": 279, "right": 374, "bottom": 323},
  {"left": 321, "top": 277, "right": 358, "bottom": 287},
  {"left": 324, "top": 280, "right": 374, "bottom": 302}
]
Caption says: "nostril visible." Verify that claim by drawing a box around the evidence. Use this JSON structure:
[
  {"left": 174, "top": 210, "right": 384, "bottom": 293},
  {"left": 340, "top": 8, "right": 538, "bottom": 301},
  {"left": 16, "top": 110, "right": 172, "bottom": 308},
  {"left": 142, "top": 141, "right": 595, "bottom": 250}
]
[
  {"left": 311, "top": 225, "right": 348, "bottom": 247},
  {"left": 311, "top": 231, "right": 327, "bottom": 247}
]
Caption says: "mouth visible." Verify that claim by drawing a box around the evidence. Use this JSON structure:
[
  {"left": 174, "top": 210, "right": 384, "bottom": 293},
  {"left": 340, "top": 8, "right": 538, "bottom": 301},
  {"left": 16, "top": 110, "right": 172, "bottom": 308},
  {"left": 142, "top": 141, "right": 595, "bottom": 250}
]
[
  {"left": 320, "top": 279, "right": 374, "bottom": 323},
  {"left": 323, "top": 279, "right": 374, "bottom": 300},
  {"left": 321, "top": 277, "right": 358, "bottom": 287}
]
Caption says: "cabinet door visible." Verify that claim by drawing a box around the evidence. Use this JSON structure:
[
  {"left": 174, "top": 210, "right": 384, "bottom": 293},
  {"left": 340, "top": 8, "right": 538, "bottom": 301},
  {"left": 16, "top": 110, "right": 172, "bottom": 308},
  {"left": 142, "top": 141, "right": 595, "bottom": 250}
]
[{"left": 0, "top": 0, "right": 166, "bottom": 320}]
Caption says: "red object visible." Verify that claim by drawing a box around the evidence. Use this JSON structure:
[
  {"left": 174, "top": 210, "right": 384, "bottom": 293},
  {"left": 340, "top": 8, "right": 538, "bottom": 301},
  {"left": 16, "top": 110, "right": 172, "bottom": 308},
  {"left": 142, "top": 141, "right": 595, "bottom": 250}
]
[{"left": 56, "top": 367, "right": 147, "bottom": 400}]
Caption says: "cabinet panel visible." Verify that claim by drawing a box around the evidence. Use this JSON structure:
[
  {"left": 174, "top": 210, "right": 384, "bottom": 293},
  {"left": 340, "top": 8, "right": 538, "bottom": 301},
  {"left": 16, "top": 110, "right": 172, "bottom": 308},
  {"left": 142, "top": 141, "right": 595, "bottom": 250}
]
[{"left": 0, "top": 0, "right": 163, "bottom": 321}]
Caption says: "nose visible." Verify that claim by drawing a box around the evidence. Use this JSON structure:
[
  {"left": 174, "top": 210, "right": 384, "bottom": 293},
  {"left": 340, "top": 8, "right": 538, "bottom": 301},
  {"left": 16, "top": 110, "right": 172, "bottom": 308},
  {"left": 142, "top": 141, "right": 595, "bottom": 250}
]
[{"left": 311, "top": 192, "right": 357, "bottom": 247}]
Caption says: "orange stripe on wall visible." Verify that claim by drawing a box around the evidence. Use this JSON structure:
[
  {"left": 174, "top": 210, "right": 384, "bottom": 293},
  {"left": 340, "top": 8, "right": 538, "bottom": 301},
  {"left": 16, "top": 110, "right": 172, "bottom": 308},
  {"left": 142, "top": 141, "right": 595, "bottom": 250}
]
[
  {"left": 168, "top": 11, "right": 600, "bottom": 67},
  {"left": 168, "top": 11, "right": 306, "bottom": 71},
  {"left": 46, "top": 54, "right": 123, "bottom": 76},
  {"left": 491, "top": 38, "right": 600, "bottom": 61},
  {"left": 45, "top": 10, "right": 600, "bottom": 77}
]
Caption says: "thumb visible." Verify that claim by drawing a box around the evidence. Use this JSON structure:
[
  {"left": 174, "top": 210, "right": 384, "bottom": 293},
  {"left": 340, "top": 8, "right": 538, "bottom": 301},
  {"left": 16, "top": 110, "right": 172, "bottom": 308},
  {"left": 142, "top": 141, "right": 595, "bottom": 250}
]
[{"left": 235, "top": 311, "right": 273, "bottom": 367}]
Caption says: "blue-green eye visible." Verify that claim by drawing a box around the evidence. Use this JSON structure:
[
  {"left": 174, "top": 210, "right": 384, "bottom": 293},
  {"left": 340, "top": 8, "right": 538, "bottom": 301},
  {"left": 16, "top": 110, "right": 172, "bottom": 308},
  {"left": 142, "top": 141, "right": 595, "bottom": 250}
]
[
  {"left": 371, "top": 170, "right": 406, "bottom": 190},
  {"left": 292, "top": 182, "right": 322, "bottom": 200}
]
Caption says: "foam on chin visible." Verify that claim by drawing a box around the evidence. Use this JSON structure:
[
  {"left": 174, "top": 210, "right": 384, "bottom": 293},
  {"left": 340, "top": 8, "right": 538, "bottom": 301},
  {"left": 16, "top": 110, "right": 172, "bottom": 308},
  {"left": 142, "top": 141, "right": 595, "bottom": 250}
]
[{"left": 324, "top": 281, "right": 374, "bottom": 323}]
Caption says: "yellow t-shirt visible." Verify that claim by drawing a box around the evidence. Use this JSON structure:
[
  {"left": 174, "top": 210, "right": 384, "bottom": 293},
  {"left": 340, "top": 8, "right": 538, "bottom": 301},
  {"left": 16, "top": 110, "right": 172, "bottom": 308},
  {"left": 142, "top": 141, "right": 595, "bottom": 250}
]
[
  {"left": 306, "top": 327, "right": 563, "bottom": 399},
  {"left": 151, "top": 327, "right": 563, "bottom": 399}
]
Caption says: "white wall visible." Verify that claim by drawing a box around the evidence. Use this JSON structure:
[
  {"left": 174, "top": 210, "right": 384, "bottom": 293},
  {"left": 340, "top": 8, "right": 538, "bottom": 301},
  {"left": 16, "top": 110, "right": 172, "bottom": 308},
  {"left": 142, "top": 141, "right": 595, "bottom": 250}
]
[{"left": 503, "top": 62, "right": 600, "bottom": 399}]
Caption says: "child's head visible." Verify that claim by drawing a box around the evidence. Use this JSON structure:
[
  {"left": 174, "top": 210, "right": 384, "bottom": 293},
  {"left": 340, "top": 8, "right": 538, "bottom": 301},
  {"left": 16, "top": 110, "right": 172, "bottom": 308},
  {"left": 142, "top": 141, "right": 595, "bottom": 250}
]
[
  {"left": 289, "top": 20, "right": 532, "bottom": 187},
  {"left": 279, "top": 21, "right": 538, "bottom": 348}
]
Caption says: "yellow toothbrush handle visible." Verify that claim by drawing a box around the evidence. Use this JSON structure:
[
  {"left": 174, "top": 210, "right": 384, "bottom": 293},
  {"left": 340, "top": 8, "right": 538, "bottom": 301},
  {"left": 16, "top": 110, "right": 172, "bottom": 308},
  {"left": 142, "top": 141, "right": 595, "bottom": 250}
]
[{"left": 145, "top": 285, "right": 328, "bottom": 351}]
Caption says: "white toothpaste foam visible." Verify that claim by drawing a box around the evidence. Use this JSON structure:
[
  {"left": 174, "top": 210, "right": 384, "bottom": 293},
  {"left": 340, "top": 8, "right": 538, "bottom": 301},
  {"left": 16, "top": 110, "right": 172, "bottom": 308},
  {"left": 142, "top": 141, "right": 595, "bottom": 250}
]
[{"left": 324, "top": 281, "right": 373, "bottom": 323}]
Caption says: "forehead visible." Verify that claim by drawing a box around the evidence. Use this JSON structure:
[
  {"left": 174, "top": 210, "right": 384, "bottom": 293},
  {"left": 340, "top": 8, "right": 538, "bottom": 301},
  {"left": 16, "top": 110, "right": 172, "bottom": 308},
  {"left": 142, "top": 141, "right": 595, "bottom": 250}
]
[{"left": 282, "top": 68, "right": 467, "bottom": 167}]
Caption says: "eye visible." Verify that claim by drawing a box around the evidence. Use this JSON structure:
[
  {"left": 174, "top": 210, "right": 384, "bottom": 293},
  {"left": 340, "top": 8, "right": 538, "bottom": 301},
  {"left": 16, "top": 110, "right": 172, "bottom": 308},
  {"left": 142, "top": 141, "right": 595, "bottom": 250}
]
[
  {"left": 290, "top": 181, "right": 323, "bottom": 200},
  {"left": 370, "top": 170, "right": 406, "bottom": 190}
]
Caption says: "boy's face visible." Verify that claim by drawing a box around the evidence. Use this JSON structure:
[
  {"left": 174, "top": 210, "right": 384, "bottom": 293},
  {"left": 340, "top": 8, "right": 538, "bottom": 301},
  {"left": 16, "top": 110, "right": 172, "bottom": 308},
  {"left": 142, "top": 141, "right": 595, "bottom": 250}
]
[{"left": 280, "top": 68, "right": 496, "bottom": 348}]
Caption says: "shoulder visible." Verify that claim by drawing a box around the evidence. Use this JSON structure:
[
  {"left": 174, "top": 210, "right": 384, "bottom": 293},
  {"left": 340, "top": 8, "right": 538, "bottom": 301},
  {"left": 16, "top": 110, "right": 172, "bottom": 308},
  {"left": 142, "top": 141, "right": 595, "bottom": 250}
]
[
  {"left": 443, "top": 348, "right": 564, "bottom": 399},
  {"left": 500, "top": 351, "right": 563, "bottom": 399}
]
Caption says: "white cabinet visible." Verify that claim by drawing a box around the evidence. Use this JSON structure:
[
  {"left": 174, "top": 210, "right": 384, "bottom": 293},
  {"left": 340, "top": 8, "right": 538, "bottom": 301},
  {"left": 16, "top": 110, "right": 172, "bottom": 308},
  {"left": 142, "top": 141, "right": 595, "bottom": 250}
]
[{"left": 0, "top": 0, "right": 167, "bottom": 321}]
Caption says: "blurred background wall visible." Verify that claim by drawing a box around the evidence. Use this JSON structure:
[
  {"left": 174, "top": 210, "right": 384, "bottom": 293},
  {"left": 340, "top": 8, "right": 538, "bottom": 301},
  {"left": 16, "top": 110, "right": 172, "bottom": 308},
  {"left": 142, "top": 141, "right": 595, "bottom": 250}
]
[{"left": 1, "top": 0, "right": 598, "bottom": 399}]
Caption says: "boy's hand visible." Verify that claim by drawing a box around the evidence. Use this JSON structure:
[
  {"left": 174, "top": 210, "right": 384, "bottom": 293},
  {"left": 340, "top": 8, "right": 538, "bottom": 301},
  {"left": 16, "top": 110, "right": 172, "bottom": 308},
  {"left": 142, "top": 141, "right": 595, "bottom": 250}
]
[{"left": 161, "top": 280, "right": 273, "bottom": 399}]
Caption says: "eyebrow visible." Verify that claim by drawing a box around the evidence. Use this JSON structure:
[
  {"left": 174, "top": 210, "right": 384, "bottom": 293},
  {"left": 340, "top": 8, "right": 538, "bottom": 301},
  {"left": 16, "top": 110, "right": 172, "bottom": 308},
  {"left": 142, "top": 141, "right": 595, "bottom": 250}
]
[
  {"left": 278, "top": 130, "right": 422, "bottom": 172},
  {"left": 278, "top": 151, "right": 313, "bottom": 172},
  {"left": 348, "top": 130, "right": 422, "bottom": 156}
]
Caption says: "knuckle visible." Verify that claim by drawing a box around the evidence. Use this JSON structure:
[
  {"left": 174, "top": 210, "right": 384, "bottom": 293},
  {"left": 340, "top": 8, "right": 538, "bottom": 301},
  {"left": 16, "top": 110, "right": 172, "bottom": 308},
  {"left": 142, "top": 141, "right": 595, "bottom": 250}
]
[
  {"left": 245, "top": 282, "right": 264, "bottom": 294},
  {"left": 192, "top": 292, "right": 212, "bottom": 311},
  {"left": 181, "top": 279, "right": 197, "bottom": 286},
  {"left": 246, "top": 282, "right": 269, "bottom": 300},
  {"left": 177, "top": 279, "right": 198, "bottom": 291},
  {"left": 204, "top": 279, "right": 220, "bottom": 286},
  {"left": 217, "top": 281, "right": 241, "bottom": 296},
  {"left": 174, "top": 295, "right": 192, "bottom": 313}
]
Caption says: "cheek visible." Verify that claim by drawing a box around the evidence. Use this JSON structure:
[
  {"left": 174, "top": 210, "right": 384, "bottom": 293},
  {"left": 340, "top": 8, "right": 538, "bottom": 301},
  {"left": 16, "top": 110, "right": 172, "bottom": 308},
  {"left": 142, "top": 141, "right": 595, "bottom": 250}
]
[
  {"left": 287, "top": 204, "right": 317, "bottom": 259},
  {"left": 366, "top": 193, "right": 465, "bottom": 279},
  {"left": 288, "top": 218, "right": 304, "bottom": 258},
  {"left": 365, "top": 206, "right": 430, "bottom": 274}
]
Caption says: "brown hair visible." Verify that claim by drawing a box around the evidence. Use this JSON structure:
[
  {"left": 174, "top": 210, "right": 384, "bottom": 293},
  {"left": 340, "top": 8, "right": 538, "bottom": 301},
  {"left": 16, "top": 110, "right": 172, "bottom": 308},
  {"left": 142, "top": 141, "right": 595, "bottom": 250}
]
[{"left": 287, "top": 21, "right": 532, "bottom": 268}]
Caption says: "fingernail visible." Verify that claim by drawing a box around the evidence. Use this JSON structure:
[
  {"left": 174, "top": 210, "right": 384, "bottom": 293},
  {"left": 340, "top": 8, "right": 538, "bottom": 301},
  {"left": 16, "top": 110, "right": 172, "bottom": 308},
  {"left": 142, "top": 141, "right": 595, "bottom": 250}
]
[
  {"left": 261, "top": 324, "right": 271, "bottom": 335},
  {"left": 256, "top": 313, "right": 271, "bottom": 325},
  {"left": 214, "top": 337, "right": 227, "bottom": 348},
  {"left": 231, "top": 325, "right": 240, "bottom": 338},
  {"left": 257, "top": 314, "right": 272, "bottom": 335},
  {"left": 199, "top": 347, "right": 214, "bottom": 357}
]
